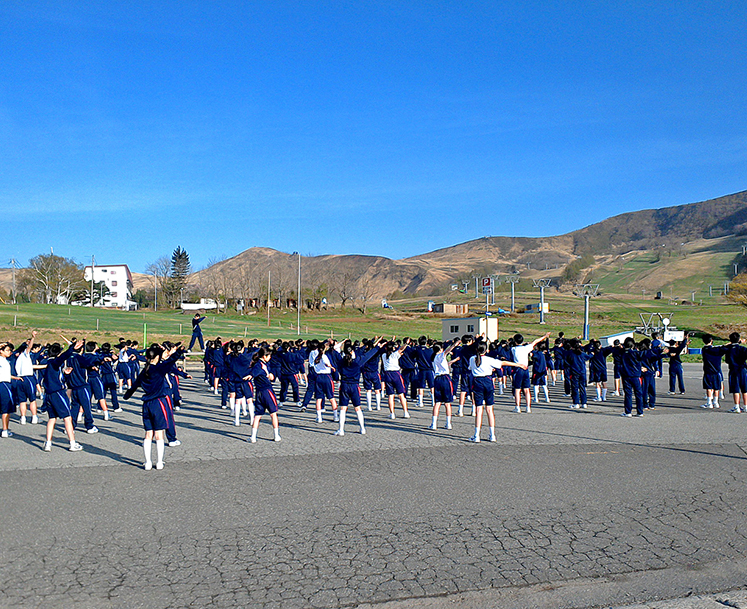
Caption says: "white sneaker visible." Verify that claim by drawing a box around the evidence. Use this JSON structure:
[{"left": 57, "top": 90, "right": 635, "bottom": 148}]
[
  {"left": 620, "top": 413, "right": 632, "bottom": 418},
  {"left": 175, "top": 406, "right": 180, "bottom": 411},
  {"left": 168, "top": 440, "right": 181, "bottom": 447},
  {"left": 334, "top": 429, "right": 344, "bottom": 436},
  {"left": 457, "top": 410, "right": 464, "bottom": 417},
  {"left": 144, "top": 461, "right": 153, "bottom": 470},
  {"left": 581, "top": 404, "right": 587, "bottom": 409},
  {"left": 69, "top": 442, "right": 83, "bottom": 451},
  {"left": 445, "top": 422, "right": 452, "bottom": 430},
  {"left": 273, "top": 435, "right": 282, "bottom": 442},
  {"left": 512, "top": 407, "right": 520, "bottom": 413},
  {"left": 360, "top": 428, "right": 366, "bottom": 435},
  {"left": 469, "top": 434, "right": 481, "bottom": 443},
  {"left": 428, "top": 424, "right": 437, "bottom": 430},
  {"left": 155, "top": 462, "right": 164, "bottom": 470},
  {"left": 700, "top": 404, "right": 714, "bottom": 409},
  {"left": 729, "top": 406, "right": 742, "bottom": 413},
  {"left": 526, "top": 406, "right": 531, "bottom": 413},
  {"left": 114, "top": 408, "right": 123, "bottom": 413},
  {"left": 31, "top": 415, "right": 39, "bottom": 424},
  {"left": 488, "top": 434, "right": 497, "bottom": 442},
  {"left": 1, "top": 430, "right": 12, "bottom": 438},
  {"left": 333, "top": 412, "right": 340, "bottom": 422},
  {"left": 249, "top": 437, "right": 257, "bottom": 443},
  {"left": 403, "top": 412, "right": 411, "bottom": 419},
  {"left": 389, "top": 413, "right": 396, "bottom": 419},
  {"left": 104, "top": 412, "right": 111, "bottom": 421},
  {"left": 87, "top": 426, "right": 99, "bottom": 434},
  {"left": 43, "top": 441, "right": 52, "bottom": 452},
  {"left": 20, "top": 416, "right": 27, "bottom": 425}
]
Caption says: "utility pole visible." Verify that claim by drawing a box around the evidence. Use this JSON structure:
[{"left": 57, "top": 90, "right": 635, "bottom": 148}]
[
  {"left": 575, "top": 284, "right": 599, "bottom": 340},
  {"left": 505, "top": 275, "right": 520, "bottom": 313},
  {"left": 9, "top": 258, "right": 17, "bottom": 305},
  {"left": 267, "top": 270, "right": 272, "bottom": 327},
  {"left": 295, "top": 252, "right": 301, "bottom": 336},
  {"left": 90, "top": 255, "right": 95, "bottom": 307},
  {"left": 532, "top": 279, "right": 552, "bottom": 324},
  {"left": 472, "top": 275, "right": 480, "bottom": 299}
]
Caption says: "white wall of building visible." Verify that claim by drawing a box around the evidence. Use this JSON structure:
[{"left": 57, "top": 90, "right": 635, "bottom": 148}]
[{"left": 83, "top": 265, "right": 135, "bottom": 310}]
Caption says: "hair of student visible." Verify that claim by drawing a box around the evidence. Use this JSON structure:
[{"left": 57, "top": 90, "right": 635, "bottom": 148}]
[
  {"left": 475, "top": 343, "right": 486, "bottom": 367},
  {"left": 623, "top": 337, "right": 636, "bottom": 349},
  {"left": 431, "top": 342, "right": 443, "bottom": 362},
  {"left": 640, "top": 337, "right": 651, "bottom": 349},
  {"left": 730, "top": 332, "right": 740, "bottom": 343},
  {"left": 342, "top": 341, "right": 355, "bottom": 366},
  {"left": 251, "top": 347, "right": 267, "bottom": 366},
  {"left": 703, "top": 334, "right": 713, "bottom": 344},
  {"left": 314, "top": 341, "right": 327, "bottom": 365},
  {"left": 85, "top": 341, "right": 97, "bottom": 353},
  {"left": 384, "top": 341, "right": 396, "bottom": 357},
  {"left": 514, "top": 333, "right": 524, "bottom": 344},
  {"left": 418, "top": 335, "right": 427, "bottom": 346},
  {"left": 48, "top": 343, "right": 62, "bottom": 357}
]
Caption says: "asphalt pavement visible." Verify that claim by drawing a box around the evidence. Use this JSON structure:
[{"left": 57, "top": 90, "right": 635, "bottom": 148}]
[{"left": 1, "top": 363, "right": 746, "bottom": 609}]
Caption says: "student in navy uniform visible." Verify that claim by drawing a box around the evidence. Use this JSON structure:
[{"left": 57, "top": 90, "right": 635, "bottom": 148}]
[
  {"left": 651, "top": 332, "right": 664, "bottom": 377},
  {"left": 0, "top": 342, "right": 17, "bottom": 438},
  {"left": 639, "top": 338, "right": 666, "bottom": 410},
  {"left": 468, "top": 343, "right": 525, "bottom": 442},
  {"left": 361, "top": 338, "right": 383, "bottom": 411},
  {"left": 40, "top": 340, "right": 84, "bottom": 451},
  {"left": 124, "top": 342, "right": 186, "bottom": 469},
  {"left": 13, "top": 331, "right": 40, "bottom": 425},
  {"left": 84, "top": 341, "right": 112, "bottom": 421},
  {"left": 188, "top": 314, "right": 206, "bottom": 351},
  {"left": 723, "top": 333, "right": 747, "bottom": 413},
  {"left": 333, "top": 338, "right": 385, "bottom": 436},
  {"left": 619, "top": 338, "right": 645, "bottom": 417},
  {"left": 456, "top": 335, "right": 477, "bottom": 417},
  {"left": 248, "top": 347, "right": 282, "bottom": 443},
  {"left": 66, "top": 337, "right": 105, "bottom": 433},
  {"left": 429, "top": 338, "right": 460, "bottom": 430},
  {"left": 98, "top": 343, "right": 122, "bottom": 413},
  {"left": 398, "top": 338, "right": 417, "bottom": 401},
  {"left": 313, "top": 341, "right": 339, "bottom": 423},
  {"left": 381, "top": 340, "right": 411, "bottom": 419},
  {"left": 300, "top": 339, "right": 320, "bottom": 413},
  {"left": 511, "top": 332, "right": 551, "bottom": 413},
  {"left": 588, "top": 339, "right": 615, "bottom": 402},
  {"left": 530, "top": 341, "right": 550, "bottom": 404},
  {"left": 666, "top": 338, "right": 688, "bottom": 395},
  {"left": 563, "top": 339, "right": 592, "bottom": 409},
  {"left": 413, "top": 336, "right": 435, "bottom": 409},
  {"left": 700, "top": 334, "right": 728, "bottom": 409},
  {"left": 278, "top": 342, "right": 301, "bottom": 407}
]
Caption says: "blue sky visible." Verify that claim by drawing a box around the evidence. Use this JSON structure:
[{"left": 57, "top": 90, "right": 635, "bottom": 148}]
[{"left": 2, "top": 1, "right": 746, "bottom": 273}]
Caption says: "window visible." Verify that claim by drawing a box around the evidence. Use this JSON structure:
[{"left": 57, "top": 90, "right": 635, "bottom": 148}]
[
  {"left": 467, "top": 324, "right": 475, "bottom": 332},
  {"left": 450, "top": 325, "right": 459, "bottom": 333},
  {"left": 111, "top": 280, "right": 118, "bottom": 287},
  {"left": 110, "top": 270, "right": 116, "bottom": 275},
  {"left": 111, "top": 292, "right": 118, "bottom": 298}
]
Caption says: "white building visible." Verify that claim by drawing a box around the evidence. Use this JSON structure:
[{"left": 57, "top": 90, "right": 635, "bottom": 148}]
[
  {"left": 442, "top": 317, "right": 499, "bottom": 342},
  {"left": 83, "top": 264, "right": 136, "bottom": 310}
]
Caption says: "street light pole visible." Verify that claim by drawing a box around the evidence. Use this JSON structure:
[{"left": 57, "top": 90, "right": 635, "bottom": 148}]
[
  {"left": 296, "top": 252, "right": 301, "bottom": 336},
  {"left": 532, "top": 279, "right": 551, "bottom": 324},
  {"left": 505, "top": 276, "right": 520, "bottom": 313},
  {"left": 575, "top": 284, "right": 599, "bottom": 340}
]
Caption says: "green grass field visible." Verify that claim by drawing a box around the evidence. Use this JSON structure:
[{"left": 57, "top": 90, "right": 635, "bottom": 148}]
[{"left": 2, "top": 287, "right": 746, "bottom": 350}]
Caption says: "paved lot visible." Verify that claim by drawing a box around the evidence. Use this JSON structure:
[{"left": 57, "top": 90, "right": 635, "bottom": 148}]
[{"left": 1, "top": 364, "right": 746, "bottom": 608}]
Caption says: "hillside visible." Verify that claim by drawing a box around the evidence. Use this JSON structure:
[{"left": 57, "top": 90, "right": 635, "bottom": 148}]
[{"left": 3, "top": 190, "right": 747, "bottom": 302}]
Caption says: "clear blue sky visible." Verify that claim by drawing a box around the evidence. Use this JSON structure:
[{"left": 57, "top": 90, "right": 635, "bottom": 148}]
[{"left": 2, "top": 1, "right": 746, "bottom": 273}]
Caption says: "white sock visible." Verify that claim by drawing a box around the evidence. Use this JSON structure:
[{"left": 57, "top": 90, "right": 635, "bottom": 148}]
[
  {"left": 543, "top": 386, "right": 549, "bottom": 402},
  {"left": 143, "top": 437, "right": 152, "bottom": 464},
  {"left": 248, "top": 400, "right": 255, "bottom": 424},
  {"left": 431, "top": 415, "right": 438, "bottom": 428},
  {"left": 338, "top": 409, "right": 346, "bottom": 432},
  {"left": 356, "top": 409, "right": 366, "bottom": 433},
  {"left": 489, "top": 427, "right": 495, "bottom": 439},
  {"left": 430, "top": 390, "right": 435, "bottom": 407},
  {"left": 234, "top": 404, "right": 241, "bottom": 426},
  {"left": 446, "top": 415, "right": 452, "bottom": 427},
  {"left": 417, "top": 395, "right": 423, "bottom": 407},
  {"left": 156, "top": 439, "right": 165, "bottom": 465},
  {"left": 274, "top": 427, "right": 281, "bottom": 440},
  {"left": 533, "top": 386, "right": 538, "bottom": 402},
  {"left": 596, "top": 387, "right": 601, "bottom": 400},
  {"left": 229, "top": 396, "right": 235, "bottom": 413},
  {"left": 602, "top": 388, "right": 608, "bottom": 401},
  {"left": 707, "top": 396, "right": 713, "bottom": 406},
  {"left": 366, "top": 391, "right": 372, "bottom": 410},
  {"left": 376, "top": 393, "right": 381, "bottom": 409},
  {"left": 473, "top": 426, "right": 480, "bottom": 438},
  {"left": 251, "top": 425, "right": 258, "bottom": 442}
]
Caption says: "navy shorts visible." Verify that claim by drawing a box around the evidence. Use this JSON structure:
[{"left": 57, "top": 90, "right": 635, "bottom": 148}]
[
  {"left": 531, "top": 372, "right": 547, "bottom": 386},
  {"left": 362, "top": 370, "right": 381, "bottom": 391},
  {"left": 589, "top": 368, "right": 608, "bottom": 383},
  {"left": 0, "top": 382, "right": 15, "bottom": 414},
  {"left": 89, "top": 377, "right": 105, "bottom": 401},
  {"left": 383, "top": 370, "right": 406, "bottom": 396},
  {"left": 339, "top": 381, "right": 361, "bottom": 408},
  {"left": 45, "top": 391, "right": 72, "bottom": 419},
  {"left": 434, "top": 374, "right": 454, "bottom": 403},
  {"left": 254, "top": 388, "right": 279, "bottom": 415},
  {"left": 142, "top": 397, "right": 170, "bottom": 431},
  {"left": 16, "top": 376, "right": 37, "bottom": 403},
  {"left": 702, "top": 372, "right": 721, "bottom": 391},
  {"left": 729, "top": 369, "right": 747, "bottom": 394},
  {"left": 512, "top": 368, "right": 531, "bottom": 391},
  {"left": 314, "top": 375, "right": 335, "bottom": 400},
  {"left": 459, "top": 371, "right": 473, "bottom": 394},
  {"left": 472, "top": 376, "right": 495, "bottom": 406},
  {"left": 417, "top": 369, "right": 435, "bottom": 390}
]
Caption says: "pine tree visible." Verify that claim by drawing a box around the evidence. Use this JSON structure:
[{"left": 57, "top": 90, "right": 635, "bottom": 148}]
[{"left": 169, "top": 246, "right": 191, "bottom": 306}]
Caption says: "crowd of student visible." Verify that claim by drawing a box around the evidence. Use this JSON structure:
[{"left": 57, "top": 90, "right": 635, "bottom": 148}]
[{"left": 1, "top": 327, "right": 745, "bottom": 469}]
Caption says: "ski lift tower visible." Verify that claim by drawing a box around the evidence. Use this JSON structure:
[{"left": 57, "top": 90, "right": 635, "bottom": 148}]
[
  {"left": 575, "top": 283, "right": 599, "bottom": 340},
  {"left": 505, "top": 275, "right": 520, "bottom": 313},
  {"left": 532, "top": 279, "right": 552, "bottom": 324}
]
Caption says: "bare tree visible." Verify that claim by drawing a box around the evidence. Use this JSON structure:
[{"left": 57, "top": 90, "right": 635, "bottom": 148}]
[
  {"left": 145, "top": 256, "right": 171, "bottom": 309},
  {"left": 358, "top": 272, "right": 378, "bottom": 314},
  {"left": 333, "top": 269, "right": 358, "bottom": 309},
  {"left": 19, "top": 253, "right": 86, "bottom": 304}
]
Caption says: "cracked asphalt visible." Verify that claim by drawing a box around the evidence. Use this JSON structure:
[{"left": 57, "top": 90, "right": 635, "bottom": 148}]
[{"left": 1, "top": 363, "right": 746, "bottom": 609}]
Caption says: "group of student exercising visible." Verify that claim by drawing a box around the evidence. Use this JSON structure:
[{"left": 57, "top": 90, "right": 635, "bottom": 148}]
[{"left": 2, "top": 316, "right": 743, "bottom": 467}]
